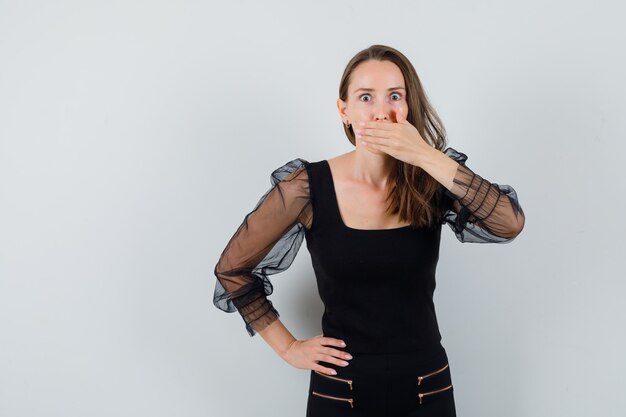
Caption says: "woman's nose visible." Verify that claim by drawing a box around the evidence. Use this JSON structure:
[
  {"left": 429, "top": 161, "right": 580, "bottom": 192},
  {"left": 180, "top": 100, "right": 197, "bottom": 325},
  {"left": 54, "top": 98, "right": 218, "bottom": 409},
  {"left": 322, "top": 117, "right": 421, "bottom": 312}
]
[{"left": 375, "top": 113, "right": 389, "bottom": 121}]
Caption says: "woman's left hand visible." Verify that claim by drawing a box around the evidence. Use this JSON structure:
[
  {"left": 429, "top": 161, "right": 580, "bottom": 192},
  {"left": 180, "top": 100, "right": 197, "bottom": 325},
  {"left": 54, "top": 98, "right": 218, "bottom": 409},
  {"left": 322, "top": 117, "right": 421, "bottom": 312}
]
[{"left": 354, "top": 107, "right": 431, "bottom": 167}]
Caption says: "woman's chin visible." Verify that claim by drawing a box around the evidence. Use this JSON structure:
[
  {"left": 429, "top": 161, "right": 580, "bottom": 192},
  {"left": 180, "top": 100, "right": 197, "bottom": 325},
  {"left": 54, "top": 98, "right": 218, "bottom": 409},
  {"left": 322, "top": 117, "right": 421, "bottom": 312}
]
[{"left": 362, "top": 145, "right": 385, "bottom": 155}]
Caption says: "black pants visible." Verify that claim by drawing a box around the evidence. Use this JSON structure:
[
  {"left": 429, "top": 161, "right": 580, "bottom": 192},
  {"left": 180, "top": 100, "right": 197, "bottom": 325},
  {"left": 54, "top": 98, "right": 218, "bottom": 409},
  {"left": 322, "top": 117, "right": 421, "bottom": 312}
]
[{"left": 305, "top": 344, "right": 457, "bottom": 417}]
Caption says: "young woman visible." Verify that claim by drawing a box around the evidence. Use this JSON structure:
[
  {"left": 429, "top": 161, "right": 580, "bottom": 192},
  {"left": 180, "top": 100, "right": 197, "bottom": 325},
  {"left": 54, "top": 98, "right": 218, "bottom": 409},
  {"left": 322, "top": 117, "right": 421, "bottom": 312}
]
[{"left": 213, "top": 44, "right": 525, "bottom": 417}]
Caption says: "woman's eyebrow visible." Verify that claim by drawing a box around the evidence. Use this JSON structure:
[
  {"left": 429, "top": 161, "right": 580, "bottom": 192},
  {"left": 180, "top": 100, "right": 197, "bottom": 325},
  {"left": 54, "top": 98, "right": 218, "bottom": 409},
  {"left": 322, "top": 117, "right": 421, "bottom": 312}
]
[{"left": 354, "top": 86, "right": 406, "bottom": 92}]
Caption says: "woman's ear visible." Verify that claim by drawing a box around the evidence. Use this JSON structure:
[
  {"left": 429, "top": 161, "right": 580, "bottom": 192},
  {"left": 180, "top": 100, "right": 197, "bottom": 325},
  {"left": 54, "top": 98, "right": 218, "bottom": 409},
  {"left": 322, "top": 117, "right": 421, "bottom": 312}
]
[{"left": 336, "top": 98, "right": 348, "bottom": 120}]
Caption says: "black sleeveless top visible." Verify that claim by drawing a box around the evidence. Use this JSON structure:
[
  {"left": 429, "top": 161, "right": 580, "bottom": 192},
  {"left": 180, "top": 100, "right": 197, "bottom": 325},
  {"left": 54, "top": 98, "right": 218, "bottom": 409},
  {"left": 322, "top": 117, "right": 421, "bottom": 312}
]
[
  {"left": 213, "top": 148, "right": 525, "bottom": 347},
  {"left": 304, "top": 160, "right": 444, "bottom": 354}
]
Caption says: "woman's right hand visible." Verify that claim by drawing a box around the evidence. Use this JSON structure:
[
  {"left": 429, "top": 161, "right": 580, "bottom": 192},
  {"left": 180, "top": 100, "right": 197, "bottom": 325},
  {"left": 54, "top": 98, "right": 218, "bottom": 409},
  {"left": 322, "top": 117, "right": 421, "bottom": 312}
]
[{"left": 281, "top": 334, "right": 352, "bottom": 375}]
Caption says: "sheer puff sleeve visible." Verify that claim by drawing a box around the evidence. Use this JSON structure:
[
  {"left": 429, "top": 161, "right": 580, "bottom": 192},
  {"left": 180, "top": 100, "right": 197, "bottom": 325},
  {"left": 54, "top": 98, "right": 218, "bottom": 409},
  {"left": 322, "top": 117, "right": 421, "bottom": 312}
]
[
  {"left": 213, "top": 158, "right": 311, "bottom": 336},
  {"left": 440, "top": 147, "right": 525, "bottom": 243}
]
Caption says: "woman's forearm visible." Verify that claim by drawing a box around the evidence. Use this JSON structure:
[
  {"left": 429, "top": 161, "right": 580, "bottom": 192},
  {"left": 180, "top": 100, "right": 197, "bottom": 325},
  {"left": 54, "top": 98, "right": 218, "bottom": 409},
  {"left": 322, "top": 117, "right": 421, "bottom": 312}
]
[
  {"left": 416, "top": 146, "right": 525, "bottom": 238},
  {"left": 414, "top": 146, "right": 459, "bottom": 190},
  {"left": 257, "top": 317, "right": 298, "bottom": 359}
]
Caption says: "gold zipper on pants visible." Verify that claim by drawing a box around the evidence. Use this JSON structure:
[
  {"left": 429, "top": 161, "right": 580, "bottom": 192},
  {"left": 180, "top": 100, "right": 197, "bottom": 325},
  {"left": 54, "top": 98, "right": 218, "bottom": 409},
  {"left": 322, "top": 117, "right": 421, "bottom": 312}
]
[
  {"left": 418, "top": 384, "right": 453, "bottom": 404},
  {"left": 314, "top": 370, "right": 353, "bottom": 390},
  {"left": 417, "top": 363, "right": 449, "bottom": 386},
  {"left": 311, "top": 391, "right": 354, "bottom": 408}
]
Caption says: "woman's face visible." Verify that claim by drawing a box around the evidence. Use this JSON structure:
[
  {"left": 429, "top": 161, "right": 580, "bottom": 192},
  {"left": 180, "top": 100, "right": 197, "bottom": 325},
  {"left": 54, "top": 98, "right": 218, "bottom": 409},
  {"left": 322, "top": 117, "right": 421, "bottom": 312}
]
[{"left": 337, "top": 59, "right": 408, "bottom": 137}]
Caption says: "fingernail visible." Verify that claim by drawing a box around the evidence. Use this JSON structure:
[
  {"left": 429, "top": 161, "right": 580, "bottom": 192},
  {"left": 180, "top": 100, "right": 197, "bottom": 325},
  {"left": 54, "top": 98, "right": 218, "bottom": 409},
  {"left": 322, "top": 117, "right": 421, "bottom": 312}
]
[
  {"left": 340, "top": 341, "right": 346, "bottom": 346},
  {"left": 345, "top": 354, "right": 352, "bottom": 359},
  {"left": 331, "top": 369, "right": 337, "bottom": 375}
]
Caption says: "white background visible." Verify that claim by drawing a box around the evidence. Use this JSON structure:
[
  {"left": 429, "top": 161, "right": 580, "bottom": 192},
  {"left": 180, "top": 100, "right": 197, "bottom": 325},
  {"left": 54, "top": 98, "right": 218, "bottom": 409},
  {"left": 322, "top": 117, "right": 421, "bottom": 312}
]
[{"left": 1, "top": 1, "right": 625, "bottom": 416}]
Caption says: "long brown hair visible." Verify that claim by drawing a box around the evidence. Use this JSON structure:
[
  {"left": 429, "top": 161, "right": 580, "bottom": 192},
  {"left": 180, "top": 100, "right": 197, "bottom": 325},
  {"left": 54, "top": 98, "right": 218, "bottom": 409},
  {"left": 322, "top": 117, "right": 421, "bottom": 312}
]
[{"left": 339, "top": 44, "right": 448, "bottom": 228}]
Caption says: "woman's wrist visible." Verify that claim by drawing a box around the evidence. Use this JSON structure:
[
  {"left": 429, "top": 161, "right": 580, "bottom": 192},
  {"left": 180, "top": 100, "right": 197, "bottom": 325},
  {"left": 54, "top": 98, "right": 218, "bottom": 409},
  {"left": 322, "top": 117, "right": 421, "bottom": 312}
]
[
  {"left": 258, "top": 318, "right": 298, "bottom": 358},
  {"left": 411, "top": 145, "right": 437, "bottom": 168}
]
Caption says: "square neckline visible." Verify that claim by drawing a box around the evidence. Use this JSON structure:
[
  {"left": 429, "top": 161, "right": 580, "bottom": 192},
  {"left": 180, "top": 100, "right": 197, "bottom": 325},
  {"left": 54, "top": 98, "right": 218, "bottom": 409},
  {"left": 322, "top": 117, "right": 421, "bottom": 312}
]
[{"left": 322, "top": 160, "right": 413, "bottom": 232}]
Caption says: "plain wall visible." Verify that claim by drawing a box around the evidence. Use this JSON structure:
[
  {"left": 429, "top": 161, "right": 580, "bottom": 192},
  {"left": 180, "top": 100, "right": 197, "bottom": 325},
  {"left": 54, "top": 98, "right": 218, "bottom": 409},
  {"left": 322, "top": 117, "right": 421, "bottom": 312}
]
[{"left": 1, "top": 1, "right": 625, "bottom": 416}]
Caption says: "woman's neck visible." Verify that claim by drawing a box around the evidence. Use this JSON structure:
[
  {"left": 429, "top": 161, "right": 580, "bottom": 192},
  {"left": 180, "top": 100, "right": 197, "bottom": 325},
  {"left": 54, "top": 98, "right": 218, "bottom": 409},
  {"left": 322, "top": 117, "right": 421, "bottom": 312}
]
[{"left": 346, "top": 149, "right": 396, "bottom": 190}]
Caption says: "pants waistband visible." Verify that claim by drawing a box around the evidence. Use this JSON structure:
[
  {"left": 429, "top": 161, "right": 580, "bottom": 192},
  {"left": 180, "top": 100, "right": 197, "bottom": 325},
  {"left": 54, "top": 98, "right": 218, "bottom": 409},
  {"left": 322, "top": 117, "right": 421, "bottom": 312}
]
[{"left": 331, "top": 342, "right": 448, "bottom": 377}]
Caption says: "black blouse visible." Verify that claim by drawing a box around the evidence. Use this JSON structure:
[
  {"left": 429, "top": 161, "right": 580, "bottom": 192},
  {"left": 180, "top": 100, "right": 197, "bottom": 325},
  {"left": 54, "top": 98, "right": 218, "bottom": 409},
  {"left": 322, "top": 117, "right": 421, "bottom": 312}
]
[{"left": 213, "top": 147, "right": 525, "bottom": 339}]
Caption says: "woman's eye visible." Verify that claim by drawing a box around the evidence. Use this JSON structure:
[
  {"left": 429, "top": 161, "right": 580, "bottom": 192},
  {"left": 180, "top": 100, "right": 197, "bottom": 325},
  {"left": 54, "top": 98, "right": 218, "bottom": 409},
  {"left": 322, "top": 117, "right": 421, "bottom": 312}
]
[{"left": 359, "top": 93, "right": 402, "bottom": 102}]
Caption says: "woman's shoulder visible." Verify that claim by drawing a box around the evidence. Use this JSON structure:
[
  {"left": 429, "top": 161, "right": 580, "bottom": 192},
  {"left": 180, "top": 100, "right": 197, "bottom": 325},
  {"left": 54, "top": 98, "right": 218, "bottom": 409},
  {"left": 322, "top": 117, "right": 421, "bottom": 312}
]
[
  {"left": 268, "top": 157, "right": 313, "bottom": 187},
  {"left": 268, "top": 151, "right": 352, "bottom": 185},
  {"left": 324, "top": 151, "right": 354, "bottom": 176}
]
